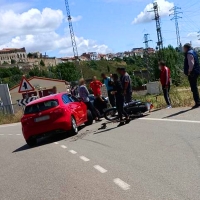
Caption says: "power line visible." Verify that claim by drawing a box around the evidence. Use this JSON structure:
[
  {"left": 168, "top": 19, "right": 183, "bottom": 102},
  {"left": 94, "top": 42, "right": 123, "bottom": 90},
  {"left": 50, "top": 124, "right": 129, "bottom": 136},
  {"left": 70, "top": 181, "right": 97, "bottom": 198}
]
[{"left": 169, "top": 6, "right": 182, "bottom": 49}]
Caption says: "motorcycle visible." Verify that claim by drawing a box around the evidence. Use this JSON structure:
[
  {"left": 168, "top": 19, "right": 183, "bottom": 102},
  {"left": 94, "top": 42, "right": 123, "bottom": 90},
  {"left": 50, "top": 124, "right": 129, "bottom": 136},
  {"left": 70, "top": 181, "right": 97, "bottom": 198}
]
[{"left": 104, "top": 100, "right": 153, "bottom": 122}]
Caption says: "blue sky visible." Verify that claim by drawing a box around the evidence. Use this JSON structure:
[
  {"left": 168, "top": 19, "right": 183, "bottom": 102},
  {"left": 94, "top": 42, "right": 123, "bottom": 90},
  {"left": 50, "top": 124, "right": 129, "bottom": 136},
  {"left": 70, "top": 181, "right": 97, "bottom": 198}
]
[{"left": 0, "top": 0, "right": 200, "bottom": 57}]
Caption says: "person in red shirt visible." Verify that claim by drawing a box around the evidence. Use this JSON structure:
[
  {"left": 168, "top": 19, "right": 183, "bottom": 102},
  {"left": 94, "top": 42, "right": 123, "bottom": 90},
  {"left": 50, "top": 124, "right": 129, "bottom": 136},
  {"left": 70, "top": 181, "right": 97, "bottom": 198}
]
[
  {"left": 159, "top": 61, "right": 172, "bottom": 108},
  {"left": 90, "top": 76, "right": 104, "bottom": 101}
]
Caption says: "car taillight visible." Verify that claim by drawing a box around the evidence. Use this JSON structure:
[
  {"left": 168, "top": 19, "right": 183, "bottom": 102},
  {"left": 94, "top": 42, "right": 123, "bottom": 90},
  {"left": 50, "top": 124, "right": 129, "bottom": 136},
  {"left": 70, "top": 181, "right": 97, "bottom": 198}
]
[{"left": 21, "top": 116, "right": 33, "bottom": 125}]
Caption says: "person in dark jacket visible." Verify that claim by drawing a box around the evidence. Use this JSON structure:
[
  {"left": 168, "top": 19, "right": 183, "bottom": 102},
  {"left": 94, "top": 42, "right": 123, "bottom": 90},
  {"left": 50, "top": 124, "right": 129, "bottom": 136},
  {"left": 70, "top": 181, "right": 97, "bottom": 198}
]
[
  {"left": 183, "top": 43, "right": 200, "bottom": 108},
  {"left": 117, "top": 68, "right": 132, "bottom": 103},
  {"left": 112, "top": 74, "right": 130, "bottom": 127},
  {"left": 159, "top": 61, "right": 171, "bottom": 108}
]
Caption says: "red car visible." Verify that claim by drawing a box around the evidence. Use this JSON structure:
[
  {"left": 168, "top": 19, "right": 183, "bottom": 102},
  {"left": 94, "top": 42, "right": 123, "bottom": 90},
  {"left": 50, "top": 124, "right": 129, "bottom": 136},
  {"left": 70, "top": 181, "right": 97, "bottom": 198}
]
[{"left": 21, "top": 93, "right": 93, "bottom": 147}]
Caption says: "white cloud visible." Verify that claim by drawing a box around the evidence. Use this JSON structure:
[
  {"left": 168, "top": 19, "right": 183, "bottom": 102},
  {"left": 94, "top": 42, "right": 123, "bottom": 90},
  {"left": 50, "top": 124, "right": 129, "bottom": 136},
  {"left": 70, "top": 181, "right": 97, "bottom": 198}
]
[
  {"left": 0, "top": 6, "right": 109, "bottom": 56},
  {"left": 132, "top": 0, "right": 174, "bottom": 24},
  {"left": 184, "top": 32, "right": 200, "bottom": 47},
  {"left": 71, "top": 15, "right": 82, "bottom": 22},
  {"left": 0, "top": 32, "right": 110, "bottom": 57},
  {"left": 0, "top": 8, "right": 64, "bottom": 38}
]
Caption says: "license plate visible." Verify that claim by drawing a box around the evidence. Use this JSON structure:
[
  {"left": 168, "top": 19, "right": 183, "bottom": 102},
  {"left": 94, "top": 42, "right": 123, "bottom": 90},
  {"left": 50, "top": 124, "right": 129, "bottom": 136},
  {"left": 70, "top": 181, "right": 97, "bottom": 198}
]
[{"left": 35, "top": 115, "right": 50, "bottom": 122}]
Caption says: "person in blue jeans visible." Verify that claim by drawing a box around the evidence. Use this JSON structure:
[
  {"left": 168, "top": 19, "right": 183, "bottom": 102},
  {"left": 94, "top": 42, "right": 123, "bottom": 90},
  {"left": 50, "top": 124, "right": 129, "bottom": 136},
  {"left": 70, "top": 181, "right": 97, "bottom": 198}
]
[
  {"left": 101, "top": 73, "right": 116, "bottom": 107},
  {"left": 183, "top": 43, "right": 200, "bottom": 109}
]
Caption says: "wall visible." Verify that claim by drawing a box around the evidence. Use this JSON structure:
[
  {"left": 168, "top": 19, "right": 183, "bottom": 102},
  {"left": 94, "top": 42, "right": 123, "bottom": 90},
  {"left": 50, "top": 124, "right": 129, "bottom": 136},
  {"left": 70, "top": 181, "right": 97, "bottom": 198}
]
[{"left": 10, "top": 78, "right": 68, "bottom": 104}]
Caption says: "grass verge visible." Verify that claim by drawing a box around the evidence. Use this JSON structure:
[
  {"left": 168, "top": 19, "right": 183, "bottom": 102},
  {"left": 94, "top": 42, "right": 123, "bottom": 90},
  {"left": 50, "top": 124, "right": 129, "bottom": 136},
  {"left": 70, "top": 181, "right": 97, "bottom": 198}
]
[
  {"left": 0, "top": 111, "right": 22, "bottom": 125},
  {"left": 135, "top": 87, "right": 194, "bottom": 109}
]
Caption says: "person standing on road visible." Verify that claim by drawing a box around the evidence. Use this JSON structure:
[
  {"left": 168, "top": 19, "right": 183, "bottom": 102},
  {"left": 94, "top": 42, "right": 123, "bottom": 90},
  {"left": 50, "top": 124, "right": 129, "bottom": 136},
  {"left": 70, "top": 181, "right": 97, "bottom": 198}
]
[
  {"left": 111, "top": 74, "right": 130, "bottom": 127},
  {"left": 159, "top": 61, "right": 172, "bottom": 109},
  {"left": 118, "top": 68, "right": 132, "bottom": 103},
  {"left": 101, "top": 73, "right": 115, "bottom": 107},
  {"left": 183, "top": 43, "right": 200, "bottom": 109},
  {"left": 78, "top": 78, "right": 101, "bottom": 122},
  {"left": 90, "top": 76, "right": 104, "bottom": 102}
]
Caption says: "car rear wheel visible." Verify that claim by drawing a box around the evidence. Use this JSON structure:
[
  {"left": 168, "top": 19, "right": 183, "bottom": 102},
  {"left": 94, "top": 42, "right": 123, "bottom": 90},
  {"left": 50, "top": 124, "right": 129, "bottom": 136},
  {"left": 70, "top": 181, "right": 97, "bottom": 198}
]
[
  {"left": 26, "top": 137, "right": 37, "bottom": 147},
  {"left": 85, "top": 110, "right": 93, "bottom": 126},
  {"left": 70, "top": 117, "right": 78, "bottom": 135}
]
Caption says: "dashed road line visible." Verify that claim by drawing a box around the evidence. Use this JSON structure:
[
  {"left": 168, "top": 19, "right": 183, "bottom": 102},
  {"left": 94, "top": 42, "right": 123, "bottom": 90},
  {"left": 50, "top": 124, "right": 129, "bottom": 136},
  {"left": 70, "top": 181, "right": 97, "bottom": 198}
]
[
  {"left": 54, "top": 142, "right": 59, "bottom": 145},
  {"left": 16, "top": 134, "right": 21, "bottom": 136},
  {"left": 69, "top": 150, "right": 77, "bottom": 154},
  {"left": 80, "top": 156, "right": 90, "bottom": 162},
  {"left": 61, "top": 145, "right": 67, "bottom": 149},
  {"left": 0, "top": 134, "right": 4, "bottom": 136},
  {"left": 0, "top": 123, "right": 20, "bottom": 128},
  {"left": 8, "top": 134, "right": 13, "bottom": 135},
  {"left": 113, "top": 178, "right": 130, "bottom": 191},
  {"left": 94, "top": 165, "right": 107, "bottom": 173}
]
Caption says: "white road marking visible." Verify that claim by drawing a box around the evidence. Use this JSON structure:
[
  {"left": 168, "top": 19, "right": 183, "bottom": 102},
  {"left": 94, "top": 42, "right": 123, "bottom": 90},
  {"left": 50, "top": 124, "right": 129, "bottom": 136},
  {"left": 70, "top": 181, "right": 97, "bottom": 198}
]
[
  {"left": 16, "top": 134, "right": 21, "bottom": 136},
  {"left": 61, "top": 145, "right": 67, "bottom": 149},
  {"left": 80, "top": 156, "right": 90, "bottom": 162},
  {"left": 113, "top": 178, "right": 130, "bottom": 191},
  {"left": 54, "top": 142, "right": 59, "bottom": 145},
  {"left": 9, "top": 134, "right": 13, "bottom": 135},
  {"left": 0, "top": 134, "right": 4, "bottom": 136},
  {"left": 140, "top": 118, "right": 200, "bottom": 124},
  {"left": 69, "top": 150, "right": 77, "bottom": 154},
  {"left": 0, "top": 123, "right": 20, "bottom": 128},
  {"left": 94, "top": 165, "right": 107, "bottom": 173}
]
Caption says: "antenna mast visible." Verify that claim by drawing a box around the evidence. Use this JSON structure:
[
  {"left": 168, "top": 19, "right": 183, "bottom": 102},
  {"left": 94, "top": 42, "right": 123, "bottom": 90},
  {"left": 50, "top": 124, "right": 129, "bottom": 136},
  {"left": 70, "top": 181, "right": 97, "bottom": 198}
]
[
  {"left": 65, "top": 0, "right": 78, "bottom": 59},
  {"left": 170, "top": 6, "right": 182, "bottom": 49}
]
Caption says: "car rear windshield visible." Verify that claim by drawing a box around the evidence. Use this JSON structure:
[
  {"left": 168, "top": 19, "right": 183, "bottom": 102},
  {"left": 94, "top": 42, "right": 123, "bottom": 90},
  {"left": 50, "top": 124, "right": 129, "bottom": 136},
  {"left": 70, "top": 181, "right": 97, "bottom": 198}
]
[{"left": 24, "top": 100, "right": 59, "bottom": 115}]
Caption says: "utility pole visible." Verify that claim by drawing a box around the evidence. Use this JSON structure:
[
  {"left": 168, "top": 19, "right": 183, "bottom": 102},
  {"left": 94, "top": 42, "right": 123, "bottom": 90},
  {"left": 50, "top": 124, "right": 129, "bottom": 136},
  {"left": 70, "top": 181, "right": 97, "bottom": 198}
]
[
  {"left": 143, "top": 34, "right": 152, "bottom": 81},
  {"left": 169, "top": 6, "right": 182, "bottom": 50},
  {"left": 149, "top": 2, "right": 163, "bottom": 58}
]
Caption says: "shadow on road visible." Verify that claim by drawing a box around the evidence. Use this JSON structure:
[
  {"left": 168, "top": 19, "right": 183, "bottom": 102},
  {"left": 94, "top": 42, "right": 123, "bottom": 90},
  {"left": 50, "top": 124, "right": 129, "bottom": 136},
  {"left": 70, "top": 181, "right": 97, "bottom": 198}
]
[
  {"left": 94, "top": 127, "right": 118, "bottom": 135},
  {"left": 13, "top": 125, "right": 86, "bottom": 153},
  {"left": 163, "top": 109, "right": 192, "bottom": 119}
]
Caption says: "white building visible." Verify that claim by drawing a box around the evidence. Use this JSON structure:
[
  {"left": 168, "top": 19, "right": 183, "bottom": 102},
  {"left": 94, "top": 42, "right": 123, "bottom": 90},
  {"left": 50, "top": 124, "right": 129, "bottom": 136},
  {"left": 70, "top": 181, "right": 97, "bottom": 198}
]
[{"left": 0, "top": 47, "right": 27, "bottom": 65}]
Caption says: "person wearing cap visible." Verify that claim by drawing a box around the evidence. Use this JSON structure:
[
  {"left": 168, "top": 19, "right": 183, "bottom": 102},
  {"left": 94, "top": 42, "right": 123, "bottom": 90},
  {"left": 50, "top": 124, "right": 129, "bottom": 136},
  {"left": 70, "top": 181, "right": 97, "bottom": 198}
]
[
  {"left": 183, "top": 43, "right": 200, "bottom": 108},
  {"left": 111, "top": 74, "right": 130, "bottom": 127},
  {"left": 118, "top": 68, "right": 132, "bottom": 103}
]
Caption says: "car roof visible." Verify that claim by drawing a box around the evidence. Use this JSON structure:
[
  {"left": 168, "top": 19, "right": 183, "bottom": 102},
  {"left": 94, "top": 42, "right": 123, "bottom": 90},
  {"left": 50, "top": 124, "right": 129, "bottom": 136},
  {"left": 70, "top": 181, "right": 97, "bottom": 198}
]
[{"left": 27, "top": 92, "right": 68, "bottom": 106}]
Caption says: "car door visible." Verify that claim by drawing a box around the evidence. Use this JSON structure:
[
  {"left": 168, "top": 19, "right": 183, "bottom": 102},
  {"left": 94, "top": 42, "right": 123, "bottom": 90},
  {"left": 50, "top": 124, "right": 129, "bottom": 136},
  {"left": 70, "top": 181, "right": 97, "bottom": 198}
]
[
  {"left": 62, "top": 94, "right": 81, "bottom": 125},
  {"left": 70, "top": 96, "right": 86, "bottom": 124}
]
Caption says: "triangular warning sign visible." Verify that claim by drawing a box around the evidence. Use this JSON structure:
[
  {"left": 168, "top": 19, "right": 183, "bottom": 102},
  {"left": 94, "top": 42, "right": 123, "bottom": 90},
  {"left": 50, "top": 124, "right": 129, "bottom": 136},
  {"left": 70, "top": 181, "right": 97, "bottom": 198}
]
[{"left": 18, "top": 77, "right": 35, "bottom": 93}]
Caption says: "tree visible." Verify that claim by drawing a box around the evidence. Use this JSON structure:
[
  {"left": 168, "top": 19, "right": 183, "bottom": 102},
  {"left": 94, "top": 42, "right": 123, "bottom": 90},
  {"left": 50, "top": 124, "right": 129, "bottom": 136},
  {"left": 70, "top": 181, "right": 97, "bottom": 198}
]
[
  {"left": 54, "top": 62, "right": 80, "bottom": 81},
  {"left": 27, "top": 53, "right": 33, "bottom": 58},
  {"left": 40, "top": 60, "right": 45, "bottom": 67}
]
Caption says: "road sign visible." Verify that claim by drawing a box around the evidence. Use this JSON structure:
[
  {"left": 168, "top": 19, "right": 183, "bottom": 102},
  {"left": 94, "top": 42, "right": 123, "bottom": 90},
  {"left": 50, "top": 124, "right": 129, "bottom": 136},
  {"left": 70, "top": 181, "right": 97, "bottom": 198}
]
[
  {"left": 17, "top": 96, "right": 38, "bottom": 106},
  {"left": 18, "top": 77, "right": 34, "bottom": 93}
]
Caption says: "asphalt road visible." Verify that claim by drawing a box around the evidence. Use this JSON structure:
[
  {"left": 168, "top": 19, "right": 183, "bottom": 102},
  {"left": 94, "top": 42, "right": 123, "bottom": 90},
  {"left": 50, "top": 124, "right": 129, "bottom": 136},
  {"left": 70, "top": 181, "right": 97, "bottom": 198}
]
[{"left": 1, "top": 107, "right": 200, "bottom": 200}]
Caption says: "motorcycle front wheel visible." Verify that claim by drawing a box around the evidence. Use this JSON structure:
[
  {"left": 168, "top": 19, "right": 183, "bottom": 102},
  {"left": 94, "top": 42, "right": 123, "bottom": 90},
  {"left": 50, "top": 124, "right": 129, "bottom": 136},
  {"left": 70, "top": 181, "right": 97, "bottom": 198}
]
[{"left": 104, "top": 107, "right": 119, "bottom": 121}]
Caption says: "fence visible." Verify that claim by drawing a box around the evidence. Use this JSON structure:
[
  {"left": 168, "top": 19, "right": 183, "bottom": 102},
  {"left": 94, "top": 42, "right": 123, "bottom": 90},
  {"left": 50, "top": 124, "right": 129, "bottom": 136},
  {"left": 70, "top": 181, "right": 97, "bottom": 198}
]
[{"left": 0, "top": 104, "right": 24, "bottom": 115}]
